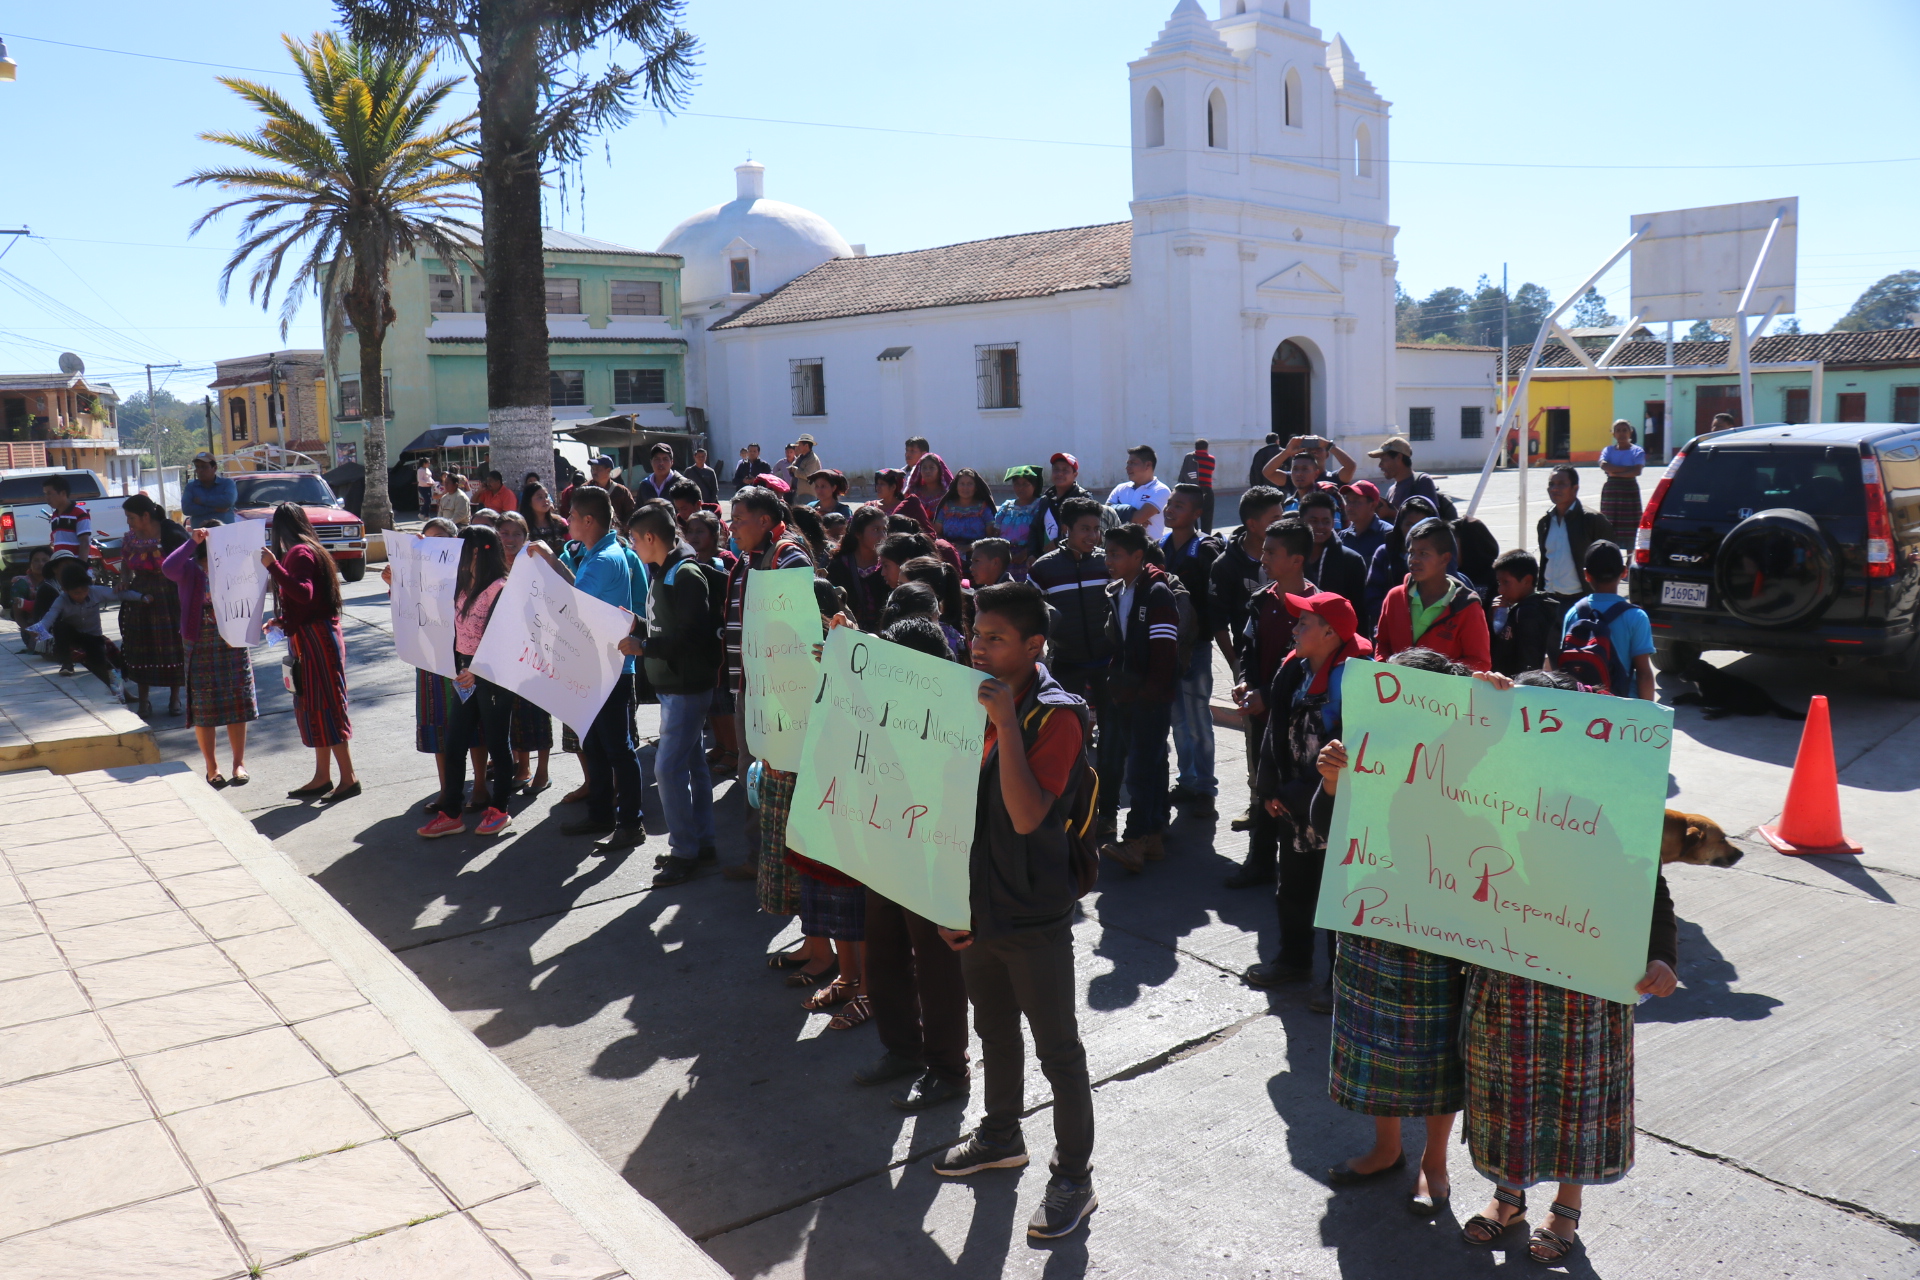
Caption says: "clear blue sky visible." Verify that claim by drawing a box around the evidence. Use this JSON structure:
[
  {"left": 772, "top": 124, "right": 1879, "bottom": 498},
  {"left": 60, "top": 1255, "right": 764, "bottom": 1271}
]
[{"left": 2, "top": 0, "right": 1917, "bottom": 400}]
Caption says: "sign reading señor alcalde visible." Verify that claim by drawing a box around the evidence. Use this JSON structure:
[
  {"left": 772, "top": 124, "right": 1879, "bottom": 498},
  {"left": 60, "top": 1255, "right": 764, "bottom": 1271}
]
[{"left": 1314, "top": 660, "right": 1672, "bottom": 1004}]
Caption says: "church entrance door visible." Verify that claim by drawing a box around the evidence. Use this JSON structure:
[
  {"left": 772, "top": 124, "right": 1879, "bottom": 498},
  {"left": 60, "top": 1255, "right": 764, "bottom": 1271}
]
[{"left": 1270, "top": 340, "right": 1311, "bottom": 441}]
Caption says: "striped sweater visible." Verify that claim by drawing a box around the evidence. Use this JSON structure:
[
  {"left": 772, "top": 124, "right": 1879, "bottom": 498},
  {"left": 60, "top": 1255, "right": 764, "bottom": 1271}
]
[{"left": 1102, "top": 563, "right": 1180, "bottom": 704}]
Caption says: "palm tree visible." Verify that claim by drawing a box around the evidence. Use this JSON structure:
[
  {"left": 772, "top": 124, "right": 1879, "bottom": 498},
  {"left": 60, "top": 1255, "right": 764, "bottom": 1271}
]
[{"left": 182, "top": 31, "right": 479, "bottom": 532}]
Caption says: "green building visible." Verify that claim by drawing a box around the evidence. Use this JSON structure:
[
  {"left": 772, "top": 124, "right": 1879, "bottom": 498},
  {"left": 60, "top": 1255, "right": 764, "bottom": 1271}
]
[{"left": 328, "top": 229, "right": 686, "bottom": 474}]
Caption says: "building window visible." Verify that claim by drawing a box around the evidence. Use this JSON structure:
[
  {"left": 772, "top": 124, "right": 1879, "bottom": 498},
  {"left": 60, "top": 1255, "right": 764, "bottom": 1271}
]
[
  {"left": 1354, "top": 123, "right": 1373, "bottom": 177},
  {"left": 549, "top": 369, "right": 586, "bottom": 407},
  {"left": 428, "top": 273, "right": 464, "bottom": 312},
  {"left": 1408, "top": 406, "right": 1434, "bottom": 442},
  {"left": 1460, "top": 405, "right": 1483, "bottom": 439},
  {"left": 229, "top": 397, "right": 249, "bottom": 440},
  {"left": 790, "top": 359, "right": 826, "bottom": 417},
  {"left": 615, "top": 368, "right": 667, "bottom": 404},
  {"left": 1284, "top": 68, "right": 1302, "bottom": 128},
  {"left": 1895, "top": 386, "right": 1920, "bottom": 425},
  {"left": 336, "top": 380, "right": 359, "bottom": 422},
  {"left": 1143, "top": 87, "right": 1165, "bottom": 148},
  {"left": 976, "top": 343, "right": 1020, "bottom": 410},
  {"left": 544, "top": 277, "right": 582, "bottom": 314},
  {"left": 469, "top": 273, "right": 486, "bottom": 311},
  {"left": 730, "top": 258, "right": 752, "bottom": 293},
  {"left": 1838, "top": 392, "right": 1868, "bottom": 423},
  {"left": 611, "top": 280, "right": 663, "bottom": 316},
  {"left": 1784, "top": 387, "right": 1810, "bottom": 424},
  {"left": 1206, "top": 89, "right": 1227, "bottom": 149}
]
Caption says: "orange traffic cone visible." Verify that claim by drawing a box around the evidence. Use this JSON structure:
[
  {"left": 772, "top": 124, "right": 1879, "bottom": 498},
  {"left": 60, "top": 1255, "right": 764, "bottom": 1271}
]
[{"left": 1757, "top": 695, "right": 1863, "bottom": 856}]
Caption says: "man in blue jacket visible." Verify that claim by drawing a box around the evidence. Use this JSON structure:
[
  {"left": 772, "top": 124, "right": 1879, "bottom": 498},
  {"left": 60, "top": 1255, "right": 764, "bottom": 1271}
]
[{"left": 180, "top": 454, "right": 237, "bottom": 527}]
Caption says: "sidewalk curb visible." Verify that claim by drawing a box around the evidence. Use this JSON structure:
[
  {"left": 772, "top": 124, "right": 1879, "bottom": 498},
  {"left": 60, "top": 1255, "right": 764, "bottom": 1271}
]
[{"left": 134, "top": 760, "right": 728, "bottom": 1280}]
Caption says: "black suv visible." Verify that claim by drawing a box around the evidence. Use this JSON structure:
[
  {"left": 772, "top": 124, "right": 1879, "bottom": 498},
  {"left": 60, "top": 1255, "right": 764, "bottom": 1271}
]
[{"left": 1630, "top": 422, "right": 1920, "bottom": 693}]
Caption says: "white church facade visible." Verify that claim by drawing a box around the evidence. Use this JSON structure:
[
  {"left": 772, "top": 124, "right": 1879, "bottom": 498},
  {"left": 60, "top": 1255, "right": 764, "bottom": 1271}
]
[{"left": 658, "top": 0, "right": 1498, "bottom": 489}]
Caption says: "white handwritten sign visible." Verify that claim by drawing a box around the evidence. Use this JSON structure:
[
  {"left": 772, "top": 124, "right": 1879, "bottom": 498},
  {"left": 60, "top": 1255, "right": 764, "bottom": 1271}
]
[
  {"left": 206, "top": 519, "right": 270, "bottom": 648},
  {"left": 387, "top": 531, "right": 460, "bottom": 677},
  {"left": 469, "top": 549, "right": 632, "bottom": 738},
  {"left": 742, "top": 567, "right": 825, "bottom": 772}
]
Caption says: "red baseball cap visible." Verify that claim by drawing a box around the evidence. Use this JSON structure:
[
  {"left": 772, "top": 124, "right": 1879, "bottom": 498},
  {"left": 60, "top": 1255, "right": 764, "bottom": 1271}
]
[
  {"left": 1283, "top": 590, "right": 1360, "bottom": 643},
  {"left": 1339, "top": 479, "right": 1382, "bottom": 501},
  {"left": 1050, "top": 452, "right": 1079, "bottom": 470},
  {"left": 760, "top": 474, "right": 792, "bottom": 495}
]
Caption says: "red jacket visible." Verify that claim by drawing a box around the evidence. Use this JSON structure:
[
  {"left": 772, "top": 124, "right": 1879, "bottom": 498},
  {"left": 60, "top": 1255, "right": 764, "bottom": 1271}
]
[{"left": 1374, "top": 578, "right": 1491, "bottom": 671}]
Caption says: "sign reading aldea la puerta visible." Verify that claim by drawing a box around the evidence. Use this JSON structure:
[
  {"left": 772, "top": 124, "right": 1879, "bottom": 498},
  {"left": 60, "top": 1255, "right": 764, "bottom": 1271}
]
[
  {"left": 741, "top": 567, "right": 824, "bottom": 773},
  {"left": 1315, "top": 661, "right": 1672, "bottom": 1004},
  {"left": 786, "top": 627, "right": 988, "bottom": 931}
]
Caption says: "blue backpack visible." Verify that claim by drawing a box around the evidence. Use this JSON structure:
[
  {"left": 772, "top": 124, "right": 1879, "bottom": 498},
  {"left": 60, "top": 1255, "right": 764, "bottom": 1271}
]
[{"left": 1558, "top": 596, "right": 1633, "bottom": 695}]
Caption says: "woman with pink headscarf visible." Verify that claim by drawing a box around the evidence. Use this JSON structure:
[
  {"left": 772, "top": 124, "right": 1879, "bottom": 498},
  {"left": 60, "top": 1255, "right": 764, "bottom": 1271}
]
[{"left": 907, "top": 452, "right": 954, "bottom": 509}]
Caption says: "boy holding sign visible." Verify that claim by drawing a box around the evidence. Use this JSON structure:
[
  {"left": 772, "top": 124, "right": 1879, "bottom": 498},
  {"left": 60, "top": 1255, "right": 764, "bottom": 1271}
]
[{"left": 932, "top": 581, "right": 1099, "bottom": 1241}]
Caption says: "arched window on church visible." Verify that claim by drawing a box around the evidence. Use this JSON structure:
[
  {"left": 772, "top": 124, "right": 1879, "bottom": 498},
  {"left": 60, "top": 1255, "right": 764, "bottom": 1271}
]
[
  {"left": 1144, "top": 86, "right": 1165, "bottom": 149},
  {"left": 1354, "top": 122, "right": 1373, "bottom": 177},
  {"left": 1284, "top": 68, "right": 1302, "bottom": 129},
  {"left": 1207, "top": 89, "right": 1227, "bottom": 150}
]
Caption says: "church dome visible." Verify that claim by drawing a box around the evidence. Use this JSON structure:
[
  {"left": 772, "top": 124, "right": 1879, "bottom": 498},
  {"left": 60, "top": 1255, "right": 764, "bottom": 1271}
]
[{"left": 658, "top": 161, "right": 853, "bottom": 302}]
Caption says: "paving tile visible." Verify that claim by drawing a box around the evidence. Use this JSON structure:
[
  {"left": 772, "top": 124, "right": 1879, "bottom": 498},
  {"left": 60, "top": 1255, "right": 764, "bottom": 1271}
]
[
  {"left": 75, "top": 942, "right": 243, "bottom": 1008},
  {"left": 471, "top": 1187, "right": 624, "bottom": 1280},
  {"left": 0, "top": 876, "right": 21, "bottom": 907},
  {"left": 0, "top": 1189, "right": 245, "bottom": 1280},
  {"left": 120, "top": 821, "right": 216, "bottom": 855},
  {"left": 97, "top": 982, "right": 282, "bottom": 1057},
  {"left": 160, "top": 866, "right": 261, "bottom": 908},
  {"left": 0, "top": 901, "right": 44, "bottom": 941},
  {"left": 211, "top": 1139, "right": 454, "bottom": 1266},
  {"left": 15, "top": 856, "right": 151, "bottom": 900},
  {"left": 0, "top": 1118, "right": 194, "bottom": 1238},
  {"left": 0, "top": 772, "right": 72, "bottom": 800},
  {"left": 221, "top": 925, "right": 330, "bottom": 978},
  {"left": 133, "top": 1026, "right": 329, "bottom": 1114},
  {"left": 136, "top": 840, "right": 240, "bottom": 879},
  {"left": 0, "top": 1062, "right": 151, "bottom": 1154},
  {"left": 168, "top": 1077, "right": 384, "bottom": 1183},
  {"left": 296, "top": 1005, "right": 413, "bottom": 1074},
  {"left": 34, "top": 881, "right": 174, "bottom": 933},
  {"left": 253, "top": 962, "right": 367, "bottom": 1023},
  {"left": 0, "top": 793, "right": 94, "bottom": 825},
  {"left": 53, "top": 909, "right": 206, "bottom": 968},
  {"left": 0, "top": 933, "right": 63, "bottom": 981},
  {"left": 269, "top": 1206, "right": 522, "bottom": 1280},
  {"left": 1, "top": 834, "right": 130, "bottom": 873},
  {"left": 400, "top": 1116, "right": 537, "bottom": 1208},
  {"left": 187, "top": 893, "right": 295, "bottom": 941},
  {"left": 103, "top": 799, "right": 197, "bottom": 832},
  {"left": 0, "top": 1012, "right": 116, "bottom": 1086},
  {"left": 0, "top": 969, "right": 89, "bottom": 1030},
  {"left": 341, "top": 1056, "right": 469, "bottom": 1133},
  {"left": 0, "top": 813, "right": 112, "bottom": 847}
]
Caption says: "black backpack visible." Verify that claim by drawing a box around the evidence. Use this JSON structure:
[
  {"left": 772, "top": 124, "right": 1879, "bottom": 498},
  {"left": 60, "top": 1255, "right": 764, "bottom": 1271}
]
[
  {"left": 1018, "top": 699, "right": 1101, "bottom": 898},
  {"left": 1558, "top": 596, "right": 1633, "bottom": 695}
]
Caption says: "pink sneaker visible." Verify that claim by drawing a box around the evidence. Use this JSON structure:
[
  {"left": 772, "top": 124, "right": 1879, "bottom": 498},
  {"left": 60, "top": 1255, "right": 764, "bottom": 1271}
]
[
  {"left": 475, "top": 806, "right": 512, "bottom": 836},
  {"left": 417, "top": 813, "right": 465, "bottom": 838}
]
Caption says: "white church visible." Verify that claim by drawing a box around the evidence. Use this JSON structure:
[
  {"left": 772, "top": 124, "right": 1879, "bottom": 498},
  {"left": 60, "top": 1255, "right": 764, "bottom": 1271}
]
[{"left": 657, "top": 0, "right": 1499, "bottom": 488}]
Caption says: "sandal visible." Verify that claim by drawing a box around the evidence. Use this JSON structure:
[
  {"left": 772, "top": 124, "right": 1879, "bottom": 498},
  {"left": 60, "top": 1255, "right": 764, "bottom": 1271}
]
[
  {"left": 205, "top": 772, "right": 228, "bottom": 790},
  {"left": 786, "top": 961, "right": 838, "bottom": 989},
  {"left": 827, "top": 994, "right": 872, "bottom": 1030},
  {"left": 1528, "top": 1203, "right": 1580, "bottom": 1263},
  {"left": 804, "top": 977, "right": 857, "bottom": 1011},
  {"left": 1462, "top": 1187, "right": 1526, "bottom": 1244},
  {"left": 709, "top": 750, "right": 738, "bottom": 778},
  {"left": 766, "top": 948, "right": 810, "bottom": 969}
]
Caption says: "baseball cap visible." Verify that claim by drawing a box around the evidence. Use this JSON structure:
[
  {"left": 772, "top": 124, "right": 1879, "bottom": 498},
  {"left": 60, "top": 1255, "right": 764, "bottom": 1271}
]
[
  {"left": 1367, "top": 435, "right": 1412, "bottom": 461},
  {"left": 1339, "top": 479, "right": 1383, "bottom": 501},
  {"left": 1283, "top": 590, "right": 1360, "bottom": 643},
  {"left": 649, "top": 442, "right": 674, "bottom": 457},
  {"left": 1049, "top": 452, "right": 1079, "bottom": 470},
  {"left": 590, "top": 453, "right": 615, "bottom": 468},
  {"left": 759, "top": 473, "right": 792, "bottom": 495},
  {"left": 192, "top": 451, "right": 217, "bottom": 465}
]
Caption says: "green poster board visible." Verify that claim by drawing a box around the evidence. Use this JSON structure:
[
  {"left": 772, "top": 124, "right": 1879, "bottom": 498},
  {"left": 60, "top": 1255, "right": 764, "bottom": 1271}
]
[
  {"left": 742, "top": 567, "right": 825, "bottom": 773},
  {"left": 786, "top": 627, "right": 989, "bottom": 931},
  {"left": 1314, "top": 660, "right": 1672, "bottom": 1004}
]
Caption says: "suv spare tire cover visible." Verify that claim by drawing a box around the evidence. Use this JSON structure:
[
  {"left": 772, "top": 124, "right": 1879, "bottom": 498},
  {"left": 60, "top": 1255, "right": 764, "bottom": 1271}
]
[{"left": 1714, "top": 508, "right": 1837, "bottom": 628}]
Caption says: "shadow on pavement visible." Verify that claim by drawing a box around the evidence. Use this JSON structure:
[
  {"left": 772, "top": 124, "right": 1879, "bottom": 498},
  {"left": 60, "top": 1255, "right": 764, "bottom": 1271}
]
[{"left": 1636, "top": 917, "right": 1782, "bottom": 1025}]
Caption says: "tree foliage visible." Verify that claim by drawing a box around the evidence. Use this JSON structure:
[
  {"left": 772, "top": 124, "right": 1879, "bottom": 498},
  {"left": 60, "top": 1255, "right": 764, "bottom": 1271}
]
[
  {"left": 1395, "top": 275, "right": 1552, "bottom": 346},
  {"left": 118, "top": 390, "right": 210, "bottom": 469},
  {"left": 1833, "top": 270, "right": 1920, "bottom": 332},
  {"left": 1569, "top": 287, "right": 1619, "bottom": 330}
]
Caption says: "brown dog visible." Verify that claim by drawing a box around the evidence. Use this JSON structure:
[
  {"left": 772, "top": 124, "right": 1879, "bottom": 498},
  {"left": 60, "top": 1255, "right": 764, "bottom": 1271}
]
[{"left": 1662, "top": 810, "right": 1743, "bottom": 867}]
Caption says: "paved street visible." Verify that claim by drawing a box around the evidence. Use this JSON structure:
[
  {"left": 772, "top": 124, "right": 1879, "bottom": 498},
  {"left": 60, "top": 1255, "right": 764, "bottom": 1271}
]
[{"left": 117, "top": 467, "right": 1920, "bottom": 1277}]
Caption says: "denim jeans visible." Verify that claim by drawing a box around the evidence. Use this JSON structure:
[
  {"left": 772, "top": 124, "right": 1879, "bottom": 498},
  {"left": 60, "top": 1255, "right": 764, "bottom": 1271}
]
[
  {"left": 655, "top": 690, "right": 715, "bottom": 858},
  {"left": 1169, "top": 645, "right": 1216, "bottom": 796},
  {"left": 583, "top": 675, "right": 643, "bottom": 827},
  {"left": 1103, "top": 698, "right": 1171, "bottom": 837},
  {"left": 438, "top": 672, "right": 513, "bottom": 819}
]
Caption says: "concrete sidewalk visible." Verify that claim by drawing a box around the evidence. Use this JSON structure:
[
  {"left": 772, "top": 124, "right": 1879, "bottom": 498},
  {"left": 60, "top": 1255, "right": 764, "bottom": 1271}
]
[
  {"left": 0, "top": 643, "right": 156, "bottom": 777},
  {"left": 0, "top": 763, "right": 723, "bottom": 1280}
]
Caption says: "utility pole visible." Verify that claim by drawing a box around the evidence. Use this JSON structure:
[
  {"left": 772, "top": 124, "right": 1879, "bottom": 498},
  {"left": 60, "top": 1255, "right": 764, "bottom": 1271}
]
[
  {"left": 267, "top": 353, "right": 284, "bottom": 460},
  {"left": 146, "top": 363, "right": 166, "bottom": 518},
  {"left": 203, "top": 395, "right": 214, "bottom": 454}
]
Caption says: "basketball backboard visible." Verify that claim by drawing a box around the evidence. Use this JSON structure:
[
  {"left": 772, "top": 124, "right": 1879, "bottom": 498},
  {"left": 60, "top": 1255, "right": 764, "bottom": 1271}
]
[{"left": 1629, "top": 198, "right": 1797, "bottom": 323}]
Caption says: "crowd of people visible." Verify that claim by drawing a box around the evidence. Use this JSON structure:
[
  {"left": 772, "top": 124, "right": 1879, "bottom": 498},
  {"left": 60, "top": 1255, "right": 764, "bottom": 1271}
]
[{"left": 4, "top": 422, "right": 1677, "bottom": 1250}]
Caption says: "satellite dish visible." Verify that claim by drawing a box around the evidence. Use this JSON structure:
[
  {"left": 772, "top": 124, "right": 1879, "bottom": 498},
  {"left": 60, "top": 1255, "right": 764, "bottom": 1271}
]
[{"left": 57, "top": 352, "right": 84, "bottom": 375}]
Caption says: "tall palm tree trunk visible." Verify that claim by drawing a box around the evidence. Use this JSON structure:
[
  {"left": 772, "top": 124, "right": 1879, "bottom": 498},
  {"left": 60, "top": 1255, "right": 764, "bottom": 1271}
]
[{"left": 358, "top": 339, "right": 394, "bottom": 531}]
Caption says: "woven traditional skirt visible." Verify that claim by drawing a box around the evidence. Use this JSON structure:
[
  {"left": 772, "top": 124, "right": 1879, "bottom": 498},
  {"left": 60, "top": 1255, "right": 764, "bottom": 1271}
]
[
  {"left": 415, "top": 670, "right": 457, "bottom": 754},
  {"left": 798, "top": 874, "right": 866, "bottom": 941},
  {"left": 756, "top": 765, "right": 802, "bottom": 917},
  {"left": 1599, "top": 476, "right": 1643, "bottom": 541},
  {"left": 511, "top": 695, "right": 553, "bottom": 753},
  {"left": 289, "top": 619, "right": 352, "bottom": 748},
  {"left": 185, "top": 606, "right": 257, "bottom": 730},
  {"left": 1329, "top": 934, "right": 1467, "bottom": 1117},
  {"left": 118, "top": 570, "right": 184, "bottom": 686},
  {"left": 1463, "top": 965, "right": 1636, "bottom": 1187}
]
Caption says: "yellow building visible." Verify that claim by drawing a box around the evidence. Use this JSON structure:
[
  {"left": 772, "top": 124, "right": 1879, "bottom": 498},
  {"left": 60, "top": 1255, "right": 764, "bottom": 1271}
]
[
  {"left": 206, "top": 351, "right": 334, "bottom": 470},
  {"left": 1504, "top": 374, "right": 1619, "bottom": 465}
]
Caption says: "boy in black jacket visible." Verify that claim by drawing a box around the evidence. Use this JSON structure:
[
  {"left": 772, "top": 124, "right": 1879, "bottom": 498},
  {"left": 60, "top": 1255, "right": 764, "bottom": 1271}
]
[
  {"left": 1487, "top": 548, "right": 1557, "bottom": 677},
  {"left": 934, "top": 581, "right": 1098, "bottom": 1240},
  {"left": 1099, "top": 523, "right": 1181, "bottom": 872}
]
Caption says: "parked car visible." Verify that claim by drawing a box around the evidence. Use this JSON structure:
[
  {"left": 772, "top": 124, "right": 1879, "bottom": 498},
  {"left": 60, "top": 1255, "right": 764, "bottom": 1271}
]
[
  {"left": 233, "top": 471, "right": 368, "bottom": 582},
  {"left": 1629, "top": 422, "right": 1920, "bottom": 694},
  {"left": 0, "top": 468, "right": 132, "bottom": 574}
]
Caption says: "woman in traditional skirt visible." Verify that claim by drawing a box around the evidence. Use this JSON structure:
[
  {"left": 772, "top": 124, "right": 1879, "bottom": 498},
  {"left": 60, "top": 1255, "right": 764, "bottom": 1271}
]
[
  {"left": 114, "top": 494, "right": 186, "bottom": 717},
  {"left": 495, "top": 512, "right": 552, "bottom": 794},
  {"left": 1458, "top": 669, "right": 1680, "bottom": 1262},
  {"left": 262, "top": 503, "right": 359, "bottom": 803},
  {"left": 387, "top": 518, "right": 461, "bottom": 811},
  {"left": 1597, "top": 420, "right": 1647, "bottom": 540},
  {"left": 164, "top": 531, "right": 257, "bottom": 788}
]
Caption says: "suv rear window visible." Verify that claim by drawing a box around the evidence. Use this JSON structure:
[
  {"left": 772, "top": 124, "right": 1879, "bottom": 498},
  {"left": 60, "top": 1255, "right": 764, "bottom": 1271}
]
[
  {"left": 0, "top": 472, "right": 104, "bottom": 503},
  {"left": 1665, "top": 446, "right": 1862, "bottom": 521},
  {"left": 233, "top": 475, "right": 337, "bottom": 507}
]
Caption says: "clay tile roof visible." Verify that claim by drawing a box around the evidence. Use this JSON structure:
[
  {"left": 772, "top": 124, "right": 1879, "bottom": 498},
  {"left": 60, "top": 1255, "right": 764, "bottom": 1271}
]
[
  {"left": 1505, "top": 327, "right": 1920, "bottom": 374},
  {"left": 711, "top": 222, "right": 1132, "bottom": 330}
]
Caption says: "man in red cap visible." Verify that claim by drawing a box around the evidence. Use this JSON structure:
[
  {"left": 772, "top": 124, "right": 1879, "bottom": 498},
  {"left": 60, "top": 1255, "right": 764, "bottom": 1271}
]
[
  {"left": 1243, "top": 590, "right": 1372, "bottom": 1011},
  {"left": 1036, "top": 452, "right": 1105, "bottom": 549},
  {"left": 1337, "top": 480, "right": 1393, "bottom": 566}
]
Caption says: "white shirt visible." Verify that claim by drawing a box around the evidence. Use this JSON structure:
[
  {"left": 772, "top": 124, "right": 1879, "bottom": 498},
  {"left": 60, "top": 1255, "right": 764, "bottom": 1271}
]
[
  {"left": 1544, "top": 512, "right": 1581, "bottom": 595},
  {"left": 1108, "top": 478, "right": 1172, "bottom": 541},
  {"left": 416, "top": 462, "right": 433, "bottom": 486},
  {"left": 1116, "top": 580, "right": 1137, "bottom": 639}
]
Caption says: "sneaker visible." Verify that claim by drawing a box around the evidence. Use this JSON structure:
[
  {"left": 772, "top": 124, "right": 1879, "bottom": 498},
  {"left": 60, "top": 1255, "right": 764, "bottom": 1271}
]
[
  {"left": 1133, "top": 832, "right": 1166, "bottom": 862},
  {"left": 559, "top": 819, "right": 617, "bottom": 837},
  {"left": 1229, "top": 807, "right": 1255, "bottom": 832},
  {"left": 474, "top": 807, "right": 512, "bottom": 836},
  {"left": 1027, "top": 1173, "right": 1099, "bottom": 1239},
  {"left": 651, "top": 856, "right": 694, "bottom": 887},
  {"left": 1100, "top": 840, "right": 1143, "bottom": 875},
  {"left": 1095, "top": 811, "right": 1119, "bottom": 843},
  {"left": 890, "top": 1070, "right": 969, "bottom": 1113},
  {"left": 1243, "top": 961, "right": 1312, "bottom": 989},
  {"left": 601, "top": 826, "right": 646, "bottom": 850},
  {"left": 417, "top": 813, "right": 466, "bottom": 839},
  {"left": 933, "top": 1130, "right": 1029, "bottom": 1178},
  {"left": 852, "top": 1051, "right": 925, "bottom": 1087}
]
